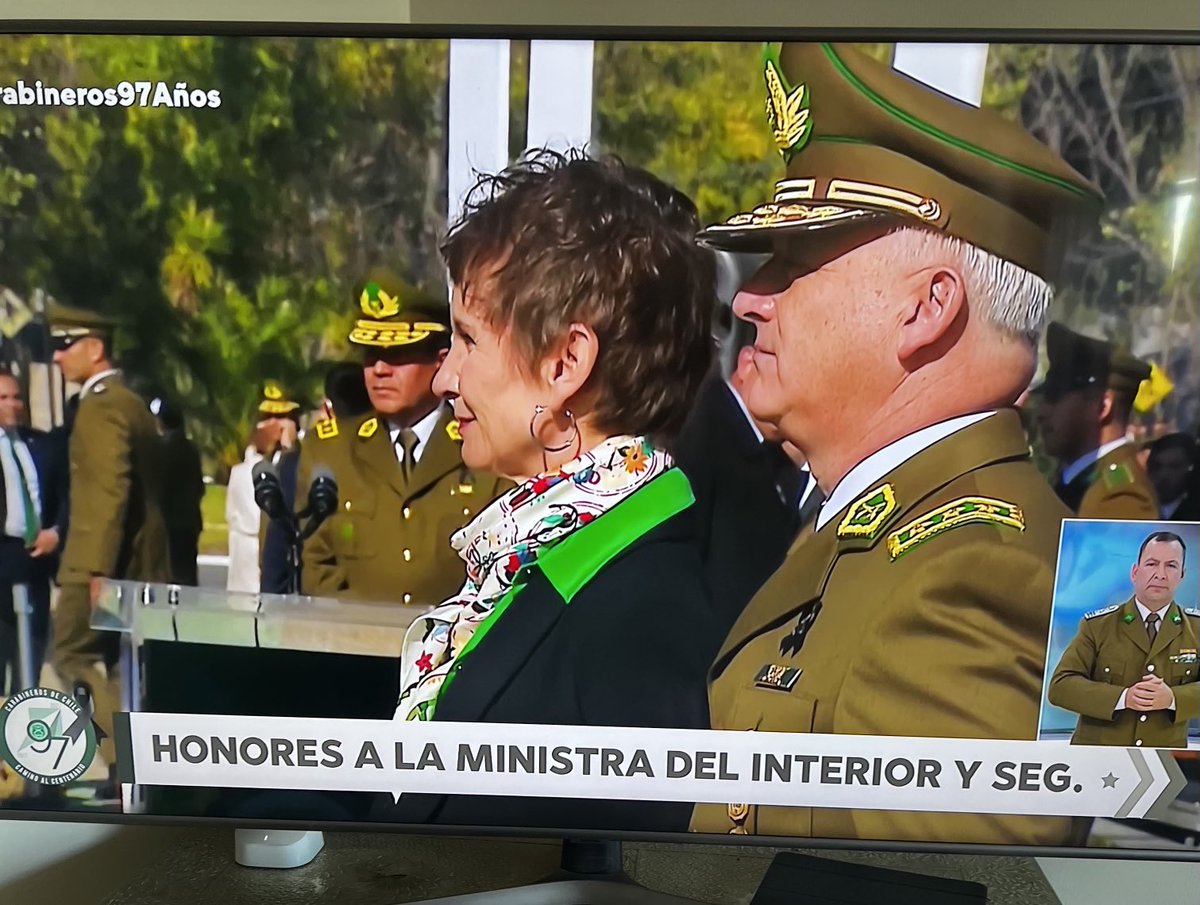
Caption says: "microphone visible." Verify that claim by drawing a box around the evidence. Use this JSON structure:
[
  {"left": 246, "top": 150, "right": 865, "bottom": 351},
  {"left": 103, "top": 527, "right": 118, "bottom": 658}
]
[
  {"left": 307, "top": 465, "right": 339, "bottom": 523},
  {"left": 251, "top": 459, "right": 288, "bottom": 523}
]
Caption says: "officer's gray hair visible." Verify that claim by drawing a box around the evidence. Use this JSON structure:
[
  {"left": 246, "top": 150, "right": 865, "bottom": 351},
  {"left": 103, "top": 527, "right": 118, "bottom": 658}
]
[{"left": 874, "top": 227, "right": 1053, "bottom": 346}]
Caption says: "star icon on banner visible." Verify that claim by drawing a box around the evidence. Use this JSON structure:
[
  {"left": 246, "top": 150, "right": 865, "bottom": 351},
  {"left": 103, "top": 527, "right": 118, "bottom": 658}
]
[{"left": 1101, "top": 773, "right": 1118, "bottom": 789}]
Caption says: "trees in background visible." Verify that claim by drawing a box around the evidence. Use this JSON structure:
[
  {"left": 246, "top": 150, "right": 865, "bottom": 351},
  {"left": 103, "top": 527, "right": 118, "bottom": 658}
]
[{"left": 1, "top": 38, "right": 1196, "bottom": 471}]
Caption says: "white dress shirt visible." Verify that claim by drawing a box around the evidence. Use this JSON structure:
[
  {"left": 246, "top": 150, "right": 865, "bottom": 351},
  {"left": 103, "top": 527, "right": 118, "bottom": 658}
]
[
  {"left": 816, "top": 412, "right": 996, "bottom": 532},
  {"left": 1060, "top": 437, "right": 1131, "bottom": 487},
  {"left": 388, "top": 405, "right": 441, "bottom": 467},
  {"left": 1, "top": 426, "right": 42, "bottom": 541}
]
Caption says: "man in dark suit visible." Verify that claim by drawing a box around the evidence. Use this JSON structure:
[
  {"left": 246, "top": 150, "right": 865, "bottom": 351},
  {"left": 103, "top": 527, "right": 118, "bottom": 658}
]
[
  {"left": 0, "top": 368, "right": 68, "bottom": 694},
  {"left": 675, "top": 337, "right": 820, "bottom": 632},
  {"left": 152, "top": 397, "right": 205, "bottom": 586}
]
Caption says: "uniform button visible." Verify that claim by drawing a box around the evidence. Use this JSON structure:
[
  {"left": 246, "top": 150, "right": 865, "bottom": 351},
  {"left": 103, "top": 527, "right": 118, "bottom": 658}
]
[
  {"left": 403, "top": 593, "right": 412, "bottom": 604},
  {"left": 1135, "top": 739, "right": 1143, "bottom": 746},
  {"left": 1147, "top": 665, "right": 1156, "bottom": 673},
  {"left": 344, "top": 501, "right": 352, "bottom": 511},
  {"left": 403, "top": 507, "right": 411, "bottom": 519},
  {"left": 403, "top": 549, "right": 412, "bottom": 561},
  {"left": 462, "top": 508, "right": 469, "bottom": 516},
  {"left": 1104, "top": 667, "right": 1110, "bottom": 673},
  {"left": 1139, "top": 715, "right": 1147, "bottom": 722},
  {"left": 450, "top": 488, "right": 456, "bottom": 496}
]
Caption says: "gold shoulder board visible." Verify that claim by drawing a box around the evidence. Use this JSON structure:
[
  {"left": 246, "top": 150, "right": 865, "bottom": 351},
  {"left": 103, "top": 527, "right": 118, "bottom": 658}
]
[
  {"left": 886, "top": 496, "right": 1024, "bottom": 561},
  {"left": 358, "top": 417, "right": 379, "bottom": 439},
  {"left": 1084, "top": 604, "right": 1122, "bottom": 620},
  {"left": 315, "top": 417, "right": 339, "bottom": 440}
]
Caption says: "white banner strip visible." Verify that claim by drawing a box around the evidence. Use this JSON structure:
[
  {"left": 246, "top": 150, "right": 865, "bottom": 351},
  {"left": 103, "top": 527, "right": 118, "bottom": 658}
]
[
  {"left": 525, "top": 39, "right": 594, "bottom": 154},
  {"left": 120, "top": 714, "right": 1185, "bottom": 820}
]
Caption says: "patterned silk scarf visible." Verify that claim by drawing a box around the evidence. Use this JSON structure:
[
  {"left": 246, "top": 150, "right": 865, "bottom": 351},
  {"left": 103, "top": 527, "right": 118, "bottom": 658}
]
[{"left": 395, "top": 434, "right": 673, "bottom": 721}]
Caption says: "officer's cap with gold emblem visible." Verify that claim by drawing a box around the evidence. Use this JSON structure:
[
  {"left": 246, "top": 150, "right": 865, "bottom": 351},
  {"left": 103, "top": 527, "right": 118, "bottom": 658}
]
[
  {"left": 348, "top": 268, "right": 451, "bottom": 352},
  {"left": 1035, "top": 322, "right": 1151, "bottom": 400},
  {"left": 257, "top": 380, "right": 301, "bottom": 417},
  {"left": 47, "top": 301, "right": 115, "bottom": 350},
  {"left": 698, "top": 43, "right": 1104, "bottom": 280}
]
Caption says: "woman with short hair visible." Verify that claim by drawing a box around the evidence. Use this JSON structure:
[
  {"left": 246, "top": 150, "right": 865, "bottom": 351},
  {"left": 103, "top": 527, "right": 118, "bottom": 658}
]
[{"left": 385, "top": 150, "right": 718, "bottom": 832}]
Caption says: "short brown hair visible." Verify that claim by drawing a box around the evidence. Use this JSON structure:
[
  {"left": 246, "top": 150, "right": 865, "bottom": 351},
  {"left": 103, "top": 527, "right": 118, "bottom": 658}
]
[{"left": 442, "top": 149, "right": 714, "bottom": 446}]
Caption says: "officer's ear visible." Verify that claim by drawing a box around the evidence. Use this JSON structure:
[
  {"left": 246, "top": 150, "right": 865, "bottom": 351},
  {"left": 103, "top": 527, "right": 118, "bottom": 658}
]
[{"left": 896, "top": 267, "right": 967, "bottom": 367}]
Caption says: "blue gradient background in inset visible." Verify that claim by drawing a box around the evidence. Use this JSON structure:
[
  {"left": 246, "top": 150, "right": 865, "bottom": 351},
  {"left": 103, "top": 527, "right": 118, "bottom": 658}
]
[{"left": 1038, "top": 519, "right": 1200, "bottom": 740}]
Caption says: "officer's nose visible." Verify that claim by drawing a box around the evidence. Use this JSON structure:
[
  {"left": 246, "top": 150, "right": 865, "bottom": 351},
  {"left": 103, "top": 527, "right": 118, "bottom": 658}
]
[{"left": 732, "top": 290, "right": 774, "bottom": 325}]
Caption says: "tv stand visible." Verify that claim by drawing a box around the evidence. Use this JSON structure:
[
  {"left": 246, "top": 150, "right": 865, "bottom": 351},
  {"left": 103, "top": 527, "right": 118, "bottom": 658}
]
[
  {"left": 234, "top": 829, "right": 325, "bottom": 869},
  {"left": 407, "top": 839, "right": 705, "bottom": 904}
]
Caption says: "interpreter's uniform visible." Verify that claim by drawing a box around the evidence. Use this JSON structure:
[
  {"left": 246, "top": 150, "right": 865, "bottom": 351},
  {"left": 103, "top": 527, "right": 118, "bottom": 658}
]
[
  {"left": 689, "top": 42, "right": 1102, "bottom": 845},
  {"left": 1049, "top": 599, "right": 1199, "bottom": 748}
]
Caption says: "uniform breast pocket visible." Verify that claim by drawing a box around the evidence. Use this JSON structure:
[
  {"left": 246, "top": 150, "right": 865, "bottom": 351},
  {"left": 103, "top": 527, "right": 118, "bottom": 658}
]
[
  {"left": 1093, "top": 655, "right": 1126, "bottom": 685},
  {"left": 730, "top": 682, "right": 818, "bottom": 735},
  {"left": 332, "top": 496, "right": 378, "bottom": 560},
  {"left": 1168, "top": 659, "right": 1197, "bottom": 685}
]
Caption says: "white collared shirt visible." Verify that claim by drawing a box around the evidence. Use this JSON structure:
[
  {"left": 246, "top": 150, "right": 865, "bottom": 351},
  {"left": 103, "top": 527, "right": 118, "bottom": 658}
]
[
  {"left": 1060, "top": 437, "right": 1131, "bottom": 487},
  {"left": 1, "top": 426, "right": 42, "bottom": 541},
  {"left": 388, "top": 405, "right": 442, "bottom": 467},
  {"left": 797, "top": 465, "right": 817, "bottom": 511},
  {"left": 79, "top": 367, "right": 120, "bottom": 400},
  {"left": 815, "top": 412, "right": 996, "bottom": 532}
]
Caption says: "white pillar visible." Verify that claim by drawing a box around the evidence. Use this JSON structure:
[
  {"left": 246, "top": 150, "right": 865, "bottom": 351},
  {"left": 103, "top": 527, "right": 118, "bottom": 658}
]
[
  {"left": 525, "top": 40, "right": 594, "bottom": 154},
  {"left": 892, "top": 44, "right": 990, "bottom": 107},
  {"left": 447, "top": 39, "right": 511, "bottom": 230}
]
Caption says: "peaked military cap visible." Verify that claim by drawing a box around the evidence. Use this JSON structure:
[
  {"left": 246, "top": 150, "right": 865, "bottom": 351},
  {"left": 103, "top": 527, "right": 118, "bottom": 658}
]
[
  {"left": 698, "top": 43, "right": 1104, "bottom": 279},
  {"left": 258, "top": 380, "right": 300, "bottom": 416},
  {"left": 1035, "top": 322, "right": 1151, "bottom": 398},
  {"left": 348, "top": 268, "right": 451, "bottom": 350},
  {"left": 47, "top": 301, "right": 115, "bottom": 348}
]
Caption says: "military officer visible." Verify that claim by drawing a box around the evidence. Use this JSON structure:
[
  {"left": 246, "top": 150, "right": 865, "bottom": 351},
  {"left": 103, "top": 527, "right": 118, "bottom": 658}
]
[
  {"left": 299, "top": 270, "right": 510, "bottom": 605},
  {"left": 1049, "top": 530, "right": 1199, "bottom": 748},
  {"left": 1033, "top": 322, "right": 1159, "bottom": 520},
  {"left": 254, "top": 381, "right": 304, "bottom": 593},
  {"left": 689, "top": 42, "right": 1103, "bottom": 845},
  {"left": 49, "top": 303, "right": 169, "bottom": 779}
]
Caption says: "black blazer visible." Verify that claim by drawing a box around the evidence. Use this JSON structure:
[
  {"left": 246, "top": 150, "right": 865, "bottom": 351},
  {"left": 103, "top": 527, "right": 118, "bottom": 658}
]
[
  {"left": 260, "top": 448, "right": 301, "bottom": 594},
  {"left": 374, "top": 507, "right": 721, "bottom": 834},
  {"left": 673, "top": 375, "right": 804, "bottom": 633},
  {"left": 0, "top": 426, "right": 68, "bottom": 586}
]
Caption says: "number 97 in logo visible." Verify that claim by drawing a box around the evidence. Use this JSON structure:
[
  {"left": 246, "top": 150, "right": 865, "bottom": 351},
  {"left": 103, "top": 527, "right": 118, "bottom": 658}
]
[{"left": 0, "top": 689, "right": 97, "bottom": 785}]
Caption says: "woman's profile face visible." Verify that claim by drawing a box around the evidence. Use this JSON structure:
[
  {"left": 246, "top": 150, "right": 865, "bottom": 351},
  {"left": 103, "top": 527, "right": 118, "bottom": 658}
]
[{"left": 433, "top": 282, "right": 548, "bottom": 481}]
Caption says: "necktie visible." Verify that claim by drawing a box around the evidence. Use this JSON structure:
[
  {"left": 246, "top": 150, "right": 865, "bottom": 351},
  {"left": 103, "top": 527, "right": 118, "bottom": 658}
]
[
  {"left": 1145, "top": 612, "right": 1159, "bottom": 646},
  {"left": 396, "top": 428, "right": 419, "bottom": 481},
  {"left": 3, "top": 431, "right": 39, "bottom": 544}
]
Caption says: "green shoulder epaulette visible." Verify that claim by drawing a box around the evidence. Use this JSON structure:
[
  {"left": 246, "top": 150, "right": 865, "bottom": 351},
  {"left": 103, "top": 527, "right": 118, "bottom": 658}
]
[
  {"left": 314, "top": 417, "right": 338, "bottom": 440},
  {"left": 886, "top": 496, "right": 1024, "bottom": 561},
  {"left": 1101, "top": 462, "right": 1134, "bottom": 489},
  {"left": 1084, "top": 604, "right": 1121, "bottom": 620}
]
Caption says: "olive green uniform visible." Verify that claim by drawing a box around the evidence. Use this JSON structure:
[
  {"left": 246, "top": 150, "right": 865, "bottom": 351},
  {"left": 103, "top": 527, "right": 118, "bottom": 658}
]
[
  {"left": 1049, "top": 599, "right": 1199, "bottom": 748},
  {"left": 690, "top": 411, "right": 1075, "bottom": 845},
  {"left": 1076, "top": 444, "right": 1159, "bottom": 521},
  {"left": 54, "top": 371, "right": 169, "bottom": 763},
  {"left": 299, "top": 406, "right": 510, "bottom": 606}
]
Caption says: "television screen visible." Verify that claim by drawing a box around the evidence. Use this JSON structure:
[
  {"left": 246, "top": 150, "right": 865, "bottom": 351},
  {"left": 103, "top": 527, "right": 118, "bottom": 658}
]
[{"left": 0, "top": 32, "right": 1198, "bottom": 859}]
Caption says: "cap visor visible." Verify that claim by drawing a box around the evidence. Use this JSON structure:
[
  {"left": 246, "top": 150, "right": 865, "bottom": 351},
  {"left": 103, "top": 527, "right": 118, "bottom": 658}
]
[{"left": 697, "top": 205, "right": 896, "bottom": 254}]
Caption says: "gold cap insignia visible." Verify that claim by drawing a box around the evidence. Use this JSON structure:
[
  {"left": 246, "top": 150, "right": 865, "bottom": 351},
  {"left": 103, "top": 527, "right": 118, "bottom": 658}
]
[
  {"left": 358, "top": 416, "right": 379, "bottom": 439},
  {"left": 446, "top": 420, "right": 462, "bottom": 442},
  {"left": 264, "top": 382, "right": 283, "bottom": 401},
  {"left": 837, "top": 483, "right": 897, "bottom": 541},
  {"left": 763, "top": 52, "right": 811, "bottom": 160},
  {"left": 359, "top": 281, "right": 401, "bottom": 319},
  {"left": 886, "top": 496, "right": 1025, "bottom": 561}
]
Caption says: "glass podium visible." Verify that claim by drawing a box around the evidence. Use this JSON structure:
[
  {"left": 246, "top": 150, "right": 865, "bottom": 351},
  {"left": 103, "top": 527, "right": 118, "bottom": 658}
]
[{"left": 89, "top": 580, "right": 432, "bottom": 818}]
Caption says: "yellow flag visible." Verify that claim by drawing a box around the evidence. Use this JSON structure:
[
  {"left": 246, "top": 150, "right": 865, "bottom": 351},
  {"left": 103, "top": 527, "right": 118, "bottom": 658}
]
[{"left": 1133, "top": 361, "right": 1173, "bottom": 413}]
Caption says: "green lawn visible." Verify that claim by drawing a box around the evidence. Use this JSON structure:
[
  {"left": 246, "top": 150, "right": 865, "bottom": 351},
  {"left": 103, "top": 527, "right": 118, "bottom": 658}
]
[{"left": 200, "top": 483, "right": 229, "bottom": 556}]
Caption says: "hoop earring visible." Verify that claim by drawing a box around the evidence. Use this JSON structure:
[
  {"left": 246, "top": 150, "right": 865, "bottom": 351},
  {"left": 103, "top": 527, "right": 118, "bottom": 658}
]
[{"left": 530, "top": 404, "right": 580, "bottom": 470}]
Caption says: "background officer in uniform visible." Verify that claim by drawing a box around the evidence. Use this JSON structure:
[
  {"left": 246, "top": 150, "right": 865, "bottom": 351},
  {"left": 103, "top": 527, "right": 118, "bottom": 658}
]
[
  {"left": 300, "top": 270, "right": 509, "bottom": 604},
  {"left": 688, "top": 42, "right": 1102, "bottom": 845},
  {"left": 49, "top": 304, "right": 169, "bottom": 785},
  {"left": 1049, "top": 530, "right": 1199, "bottom": 748},
  {"left": 152, "top": 396, "right": 205, "bottom": 586},
  {"left": 1033, "top": 322, "right": 1158, "bottom": 519}
]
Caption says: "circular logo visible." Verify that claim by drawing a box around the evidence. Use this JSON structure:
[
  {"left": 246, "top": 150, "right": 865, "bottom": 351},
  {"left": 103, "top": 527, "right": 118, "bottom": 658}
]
[{"left": 0, "top": 688, "right": 97, "bottom": 785}]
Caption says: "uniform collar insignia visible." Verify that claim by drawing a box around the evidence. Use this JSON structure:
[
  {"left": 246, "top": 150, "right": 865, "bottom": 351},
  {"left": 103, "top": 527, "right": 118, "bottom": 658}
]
[
  {"left": 358, "top": 416, "right": 379, "bottom": 439},
  {"left": 315, "top": 417, "right": 339, "bottom": 440},
  {"left": 446, "top": 419, "right": 462, "bottom": 443},
  {"left": 837, "top": 483, "right": 897, "bottom": 541}
]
